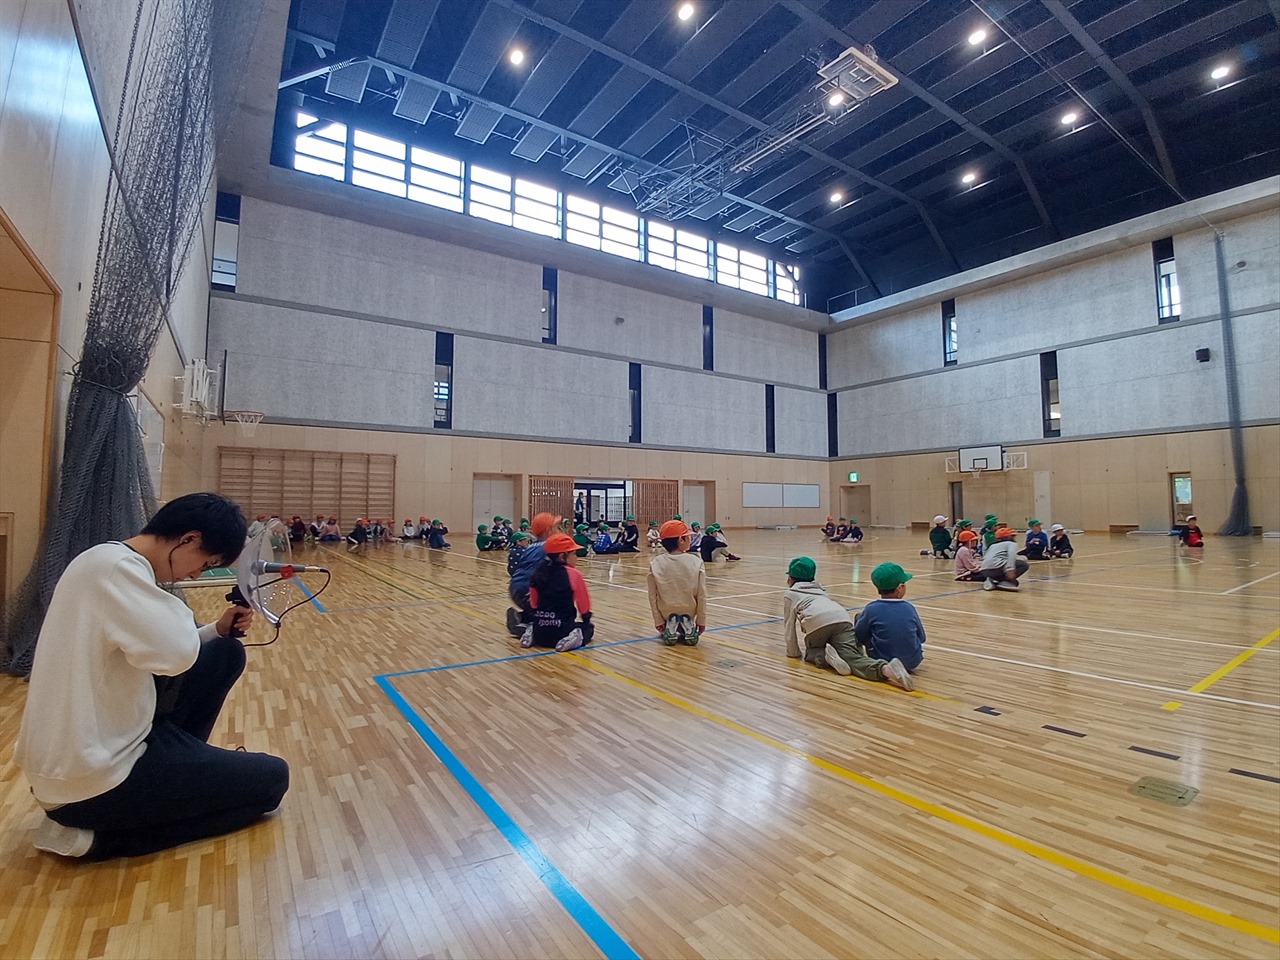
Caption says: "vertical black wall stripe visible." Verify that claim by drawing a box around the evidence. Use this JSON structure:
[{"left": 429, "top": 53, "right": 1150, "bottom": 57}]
[
  {"left": 628, "top": 362, "right": 642, "bottom": 443},
  {"left": 817, "top": 333, "right": 827, "bottom": 390},
  {"left": 827, "top": 392, "right": 838, "bottom": 457},
  {"left": 702, "top": 305, "right": 714, "bottom": 371},
  {"left": 765, "top": 384, "right": 776, "bottom": 454}
]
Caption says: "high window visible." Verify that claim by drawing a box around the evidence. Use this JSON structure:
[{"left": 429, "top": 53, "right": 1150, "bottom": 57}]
[
  {"left": 434, "top": 332, "right": 454, "bottom": 429},
  {"left": 542, "top": 267, "right": 557, "bottom": 344},
  {"left": 1040, "top": 351, "right": 1061, "bottom": 438},
  {"left": 285, "top": 108, "right": 803, "bottom": 305},
  {"left": 943, "top": 299, "right": 958, "bottom": 366},
  {"left": 628, "top": 363, "right": 642, "bottom": 444},
  {"left": 1153, "top": 237, "right": 1180, "bottom": 323}
]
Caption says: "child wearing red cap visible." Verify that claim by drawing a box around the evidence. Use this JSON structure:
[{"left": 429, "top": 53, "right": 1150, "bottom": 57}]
[
  {"left": 524, "top": 533, "right": 594, "bottom": 652},
  {"left": 507, "top": 513, "right": 561, "bottom": 636},
  {"left": 647, "top": 520, "right": 706, "bottom": 645},
  {"left": 954, "top": 529, "right": 982, "bottom": 581}
]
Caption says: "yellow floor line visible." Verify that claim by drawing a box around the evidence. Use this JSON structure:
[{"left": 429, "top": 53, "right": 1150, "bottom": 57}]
[
  {"left": 1164, "top": 626, "right": 1279, "bottom": 712},
  {"left": 565, "top": 651, "right": 1280, "bottom": 945}
]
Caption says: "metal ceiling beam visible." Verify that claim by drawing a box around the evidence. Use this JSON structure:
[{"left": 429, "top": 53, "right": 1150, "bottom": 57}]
[
  {"left": 1040, "top": 0, "right": 1179, "bottom": 193},
  {"left": 782, "top": 0, "right": 1058, "bottom": 241},
  {"left": 284, "top": 29, "right": 880, "bottom": 296},
  {"left": 487, "top": 0, "right": 955, "bottom": 271}
]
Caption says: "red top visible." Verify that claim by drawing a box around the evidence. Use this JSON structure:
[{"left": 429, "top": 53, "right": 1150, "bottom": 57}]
[{"left": 530, "top": 566, "right": 591, "bottom": 615}]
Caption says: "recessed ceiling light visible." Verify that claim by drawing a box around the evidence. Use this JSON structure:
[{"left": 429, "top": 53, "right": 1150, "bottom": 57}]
[
  {"left": 827, "top": 91, "right": 845, "bottom": 107},
  {"left": 1211, "top": 64, "right": 1230, "bottom": 80},
  {"left": 968, "top": 29, "right": 987, "bottom": 46},
  {"left": 677, "top": 2, "right": 694, "bottom": 21},
  {"left": 508, "top": 48, "right": 525, "bottom": 65},
  {"left": 1060, "top": 110, "right": 1079, "bottom": 125},
  {"left": 961, "top": 172, "right": 977, "bottom": 184},
  {"left": 830, "top": 192, "right": 843, "bottom": 203}
]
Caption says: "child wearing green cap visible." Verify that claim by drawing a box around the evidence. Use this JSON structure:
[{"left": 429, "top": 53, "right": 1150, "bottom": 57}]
[
  {"left": 698, "top": 523, "right": 740, "bottom": 562},
  {"left": 1019, "top": 520, "right": 1048, "bottom": 560},
  {"left": 506, "top": 531, "right": 533, "bottom": 575},
  {"left": 475, "top": 524, "right": 501, "bottom": 551},
  {"left": 646, "top": 520, "right": 662, "bottom": 549},
  {"left": 783, "top": 557, "right": 913, "bottom": 690},
  {"left": 853, "top": 562, "right": 926, "bottom": 671},
  {"left": 618, "top": 515, "right": 641, "bottom": 552},
  {"left": 841, "top": 519, "right": 864, "bottom": 543},
  {"left": 980, "top": 514, "right": 1000, "bottom": 552},
  {"left": 572, "top": 523, "right": 591, "bottom": 558},
  {"left": 427, "top": 519, "right": 451, "bottom": 549}
]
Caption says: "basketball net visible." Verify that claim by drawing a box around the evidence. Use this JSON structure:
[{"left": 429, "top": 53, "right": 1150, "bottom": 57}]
[{"left": 227, "top": 410, "right": 264, "bottom": 437}]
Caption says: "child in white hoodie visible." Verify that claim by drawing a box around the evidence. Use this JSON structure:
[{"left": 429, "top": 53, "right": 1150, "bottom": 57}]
[{"left": 782, "top": 557, "right": 912, "bottom": 690}]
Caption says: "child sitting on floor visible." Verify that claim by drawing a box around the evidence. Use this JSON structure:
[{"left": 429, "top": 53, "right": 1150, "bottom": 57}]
[
  {"left": 853, "top": 562, "right": 925, "bottom": 672},
  {"left": 647, "top": 520, "right": 706, "bottom": 646},
  {"left": 523, "top": 533, "right": 594, "bottom": 652},
  {"left": 646, "top": 520, "right": 662, "bottom": 549},
  {"left": 954, "top": 530, "right": 982, "bottom": 580},
  {"left": 1019, "top": 519, "right": 1048, "bottom": 560},
  {"left": 427, "top": 519, "right": 451, "bottom": 549},
  {"left": 476, "top": 524, "right": 502, "bottom": 551},
  {"left": 1048, "top": 523, "right": 1074, "bottom": 558},
  {"left": 842, "top": 519, "right": 864, "bottom": 543},
  {"left": 924, "top": 515, "right": 952, "bottom": 558},
  {"left": 783, "top": 557, "right": 912, "bottom": 689}
]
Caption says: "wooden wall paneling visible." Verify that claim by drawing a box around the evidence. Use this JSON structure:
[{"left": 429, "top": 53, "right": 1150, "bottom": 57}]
[
  {"left": 632, "top": 479, "right": 678, "bottom": 525},
  {"left": 368, "top": 454, "right": 396, "bottom": 522},
  {"left": 217, "top": 448, "right": 254, "bottom": 513},
  {"left": 339, "top": 454, "right": 369, "bottom": 526},
  {"left": 529, "top": 476, "right": 573, "bottom": 520},
  {"left": 312, "top": 454, "right": 341, "bottom": 520},
  {"left": 281, "top": 452, "right": 314, "bottom": 521},
  {"left": 249, "top": 452, "right": 284, "bottom": 517}
]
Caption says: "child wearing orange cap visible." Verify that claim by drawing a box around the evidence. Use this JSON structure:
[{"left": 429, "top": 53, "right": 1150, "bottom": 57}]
[
  {"left": 507, "top": 512, "right": 560, "bottom": 636},
  {"left": 524, "top": 533, "right": 594, "bottom": 652},
  {"left": 318, "top": 517, "right": 341, "bottom": 541},
  {"left": 953, "top": 529, "right": 982, "bottom": 581},
  {"left": 346, "top": 518, "right": 369, "bottom": 551},
  {"left": 247, "top": 514, "right": 267, "bottom": 540},
  {"left": 977, "top": 527, "right": 1028, "bottom": 590},
  {"left": 647, "top": 520, "right": 706, "bottom": 645}
]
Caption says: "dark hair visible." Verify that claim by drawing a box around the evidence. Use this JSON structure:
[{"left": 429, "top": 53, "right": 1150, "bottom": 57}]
[
  {"left": 661, "top": 537, "right": 682, "bottom": 552},
  {"left": 141, "top": 492, "right": 247, "bottom": 565}
]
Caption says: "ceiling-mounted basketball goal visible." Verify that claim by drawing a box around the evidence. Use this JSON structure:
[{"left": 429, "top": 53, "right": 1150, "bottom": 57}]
[{"left": 945, "top": 445, "right": 1029, "bottom": 479}]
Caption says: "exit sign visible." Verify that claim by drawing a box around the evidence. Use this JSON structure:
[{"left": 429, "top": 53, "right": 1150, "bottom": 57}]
[{"left": 848, "top": 472, "right": 859, "bottom": 482}]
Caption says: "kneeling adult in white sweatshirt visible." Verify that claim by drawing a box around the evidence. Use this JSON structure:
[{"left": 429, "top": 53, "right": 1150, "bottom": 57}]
[{"left": 14, "top": 492, "right": 289, "bottom": 859}]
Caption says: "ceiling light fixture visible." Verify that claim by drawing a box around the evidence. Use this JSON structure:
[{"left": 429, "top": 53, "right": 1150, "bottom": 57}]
[
  {"left": 677, "top": 2, "right": 694, "bottom": 22},
  {"left": 827, "top": 91, "right": 845, "bottom": 107},
  {"left": 1060, "top": 110, "right": 1079, "bottom": 126},
  {"left": 1210, "top": 64, "right": 1230, "bottom": 80},
  {"left": 508, "top": 48, "right": 525, "bottom": 65},
  {"left": 961, "top": 172, "right": 977, "bottom": 185},
  {"left": 968, "top": 29, "right": 987, "bottom": 46},
  {"left": 830, "top": 191, "right": 843, "bottom": 203}
]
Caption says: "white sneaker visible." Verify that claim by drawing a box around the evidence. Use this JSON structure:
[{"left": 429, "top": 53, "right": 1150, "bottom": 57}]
[
  {"left": 995, "top": 580, "right": 1020, "bottom": 591},
  {"left": 982, "top": 578, "right": 996, "bottom": 591},
  {"left": 519, "top": 625, "right": 534, "bottom": 648},
  {"left": 35, "top": 818, "right": 93, "bottom": 857},
  {"left": 824, "top": 643, "right": 853, "bottom": 676},
  {"left": 555, "top": 628, "right": 584, "bottom": 652},
  {"left": 881, "top": 658, "right": 914, "bottom": 691}
]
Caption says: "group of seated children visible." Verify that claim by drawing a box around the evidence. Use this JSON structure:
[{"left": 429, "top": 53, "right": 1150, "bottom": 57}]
[
  {"left": 477, "top": 517, "right": 531, "bottom": 551},
  {"left": 783, "top": 557, "right": 916, "bottom": 690},
  {"left": 590, "top": 516, "right": 642, "bottom": 554},
  {"left": 821, "top": 517, "right": 864, "bottom": 543}
]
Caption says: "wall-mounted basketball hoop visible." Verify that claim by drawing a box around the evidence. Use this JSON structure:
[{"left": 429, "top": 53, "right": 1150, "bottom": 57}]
[{"left": 225, "top": 410, "right": 264, "bottom": 437}]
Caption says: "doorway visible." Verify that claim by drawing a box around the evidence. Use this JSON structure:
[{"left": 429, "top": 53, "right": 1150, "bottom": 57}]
[
  {"left": 682, "top": 481, "right": 713, "bottom": 525},
  {"left": 949, "top": 481, "right": 963, "bottom": 524},
  {"left": 1170, "top": 473, "right": 1193, "bottom": 525},
  {"left": 473, "top": 474, "right": 517, "bottom": 530},
  {"left": 573, "top": 480, "right": 631, "bottom": 525},
  {"left": 840, "top": 485, "right": 871, "bottom": 523}
]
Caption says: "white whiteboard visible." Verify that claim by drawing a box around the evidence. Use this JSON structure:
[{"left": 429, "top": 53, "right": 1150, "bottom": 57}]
[{"left": 742, "top": 482, "right": 821, "bottom": 508}]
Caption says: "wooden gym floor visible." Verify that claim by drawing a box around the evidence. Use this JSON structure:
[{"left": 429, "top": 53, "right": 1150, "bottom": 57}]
[{"left": 1, "top": 529, "right": 1277, "bottom": 959}]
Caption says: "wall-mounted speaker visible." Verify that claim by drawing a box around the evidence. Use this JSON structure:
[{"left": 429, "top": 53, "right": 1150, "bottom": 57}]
[{"left": 1195, "top": 348, "right": 1211, "bottom": 362}]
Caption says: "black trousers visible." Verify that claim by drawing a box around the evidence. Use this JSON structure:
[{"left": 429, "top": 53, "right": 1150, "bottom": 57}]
[
  {"left": 48, "top": 635, "right": 289, "bottom": 860},
  {"left": 978, "top": 558, "right": 1030, "bottom": 582}
]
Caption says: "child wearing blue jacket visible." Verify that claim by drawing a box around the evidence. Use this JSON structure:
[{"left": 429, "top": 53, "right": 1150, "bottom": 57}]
[{"left": 853, "top": 562, "right": 925, "bottom": 671}]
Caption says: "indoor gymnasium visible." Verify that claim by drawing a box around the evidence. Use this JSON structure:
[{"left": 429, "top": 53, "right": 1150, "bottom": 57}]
[{"left": 1, "top": 1, "right": 1278, "bottom": 958}]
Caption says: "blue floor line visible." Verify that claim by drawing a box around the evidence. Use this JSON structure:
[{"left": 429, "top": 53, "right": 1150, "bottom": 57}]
[
  {"left": 374, "top": 675, "right": 642, "bottom": 960},
  {"left": 379, "top": 635, "right": 653, "bottom": 679},
  {"left": 293, "top": 576, "right": 327, "bottom": 613}
]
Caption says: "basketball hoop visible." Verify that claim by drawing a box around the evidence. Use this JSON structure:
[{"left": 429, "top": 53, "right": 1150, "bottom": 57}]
[{"left": 226, "top": 410, "right": 264, "bottom": 437}]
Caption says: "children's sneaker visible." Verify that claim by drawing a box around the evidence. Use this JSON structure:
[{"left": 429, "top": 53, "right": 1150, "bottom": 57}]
[
  {"left": 34, "top": 818, "right": 93, "bottom": 858},
  {"left": 881, "top": 658, "right": 914, "bottom": 691},
  {"left": 506, "top": 607, "right": 522, "bottom": 636},
  {"left": 555, "top": 629, "right": 584, "bottom": 652},
  {"left": 726, "top": 554, "right": 741, "bottom": 561},
  {"left": 661, "top": 616, "right": 680, "bottom": 646},
  {"left": 676, "top": 615, "right": 698, "bottom": 646},
  {"left": 824, "top": 643, "right": 853, "bottom": 676},
  {"left": 519, "top": 625, "right": 534, "bottom": 648},
  {"left": 995, "top": 580, "right": 1020, "bottom": 591},
  {"left": 982, "top": 578, "right": 996, "bottom": 591}
]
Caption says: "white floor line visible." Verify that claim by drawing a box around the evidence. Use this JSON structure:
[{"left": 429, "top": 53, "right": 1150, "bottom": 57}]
[
  {"left": 706, "top": 601, "right": 775, "bottom": 618},
  {"left": 913, "top": 604, "right": 1280, "bottom": 652},
  {"left": 1032, "top": 578, "right": 1258, "bottom": 597},
  {"left": 928, "top": 644, "right": 1280, "bottom": 710},
  {"left": 1222, "top": 570, "right": 1280, "bottom": 595},
  {"left": 709, "top": 589, "right": 784, "bottom": 600}
]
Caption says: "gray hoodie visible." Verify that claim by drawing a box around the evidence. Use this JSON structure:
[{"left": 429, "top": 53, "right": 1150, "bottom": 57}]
[{"left": 782, "top": 580, "right": 852, "bottom": 657}]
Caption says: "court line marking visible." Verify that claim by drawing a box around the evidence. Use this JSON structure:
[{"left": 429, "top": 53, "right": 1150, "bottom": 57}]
[
  {"left": 912, "top": 604, "right": 1279, "bottom": 653},
  {"left": 1222, "top": 571, "right": 1280, "bottom": 595},
  {"left": 375, "top": 675, "right": 641, "bottom": 960},
  {"left": 559, "top": 652, "right": 1280, "bottom": 945},
  {"left": 1162, "top": 627, "right": 1279, "bottom": 712},
  {"left": 928, "top": 644, "right": 1280, "bottom": 711},
  {"left": 293, "top": 577, "right": 327, "bottom": 613}
]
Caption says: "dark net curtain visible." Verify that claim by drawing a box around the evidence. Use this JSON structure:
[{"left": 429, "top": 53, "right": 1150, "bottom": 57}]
[{"left": 2, "top": 0, "right": 243, "bottom": 675}]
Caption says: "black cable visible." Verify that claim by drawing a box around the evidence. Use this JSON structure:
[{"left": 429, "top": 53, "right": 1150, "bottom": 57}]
[{"left": 242, "top": 570, "right": 332, "bottom": 647}]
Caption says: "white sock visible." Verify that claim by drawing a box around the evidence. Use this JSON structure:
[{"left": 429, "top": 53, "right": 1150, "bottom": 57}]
[{"left": 34, "top": 818, "right": 94, "bottom": 857}]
